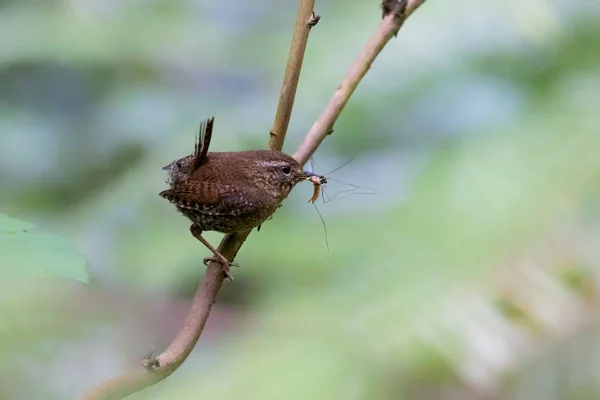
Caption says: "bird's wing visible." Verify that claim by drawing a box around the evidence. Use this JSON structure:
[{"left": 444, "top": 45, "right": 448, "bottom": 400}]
[{"left": 159, "top": 181, "right": 259, "bottom": 217}]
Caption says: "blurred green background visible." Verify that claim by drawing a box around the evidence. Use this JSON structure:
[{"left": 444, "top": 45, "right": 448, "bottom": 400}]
[{"left": 2, "top": 0, "right": 600, "bottom": 399}]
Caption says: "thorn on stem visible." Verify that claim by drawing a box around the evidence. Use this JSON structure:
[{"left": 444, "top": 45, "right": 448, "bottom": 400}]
[
  {"left": 269, "top": 129, "right": 277, "bottom": 138},
  {"left": 308, "top": 11, "right": 321, "bottom": 27}
]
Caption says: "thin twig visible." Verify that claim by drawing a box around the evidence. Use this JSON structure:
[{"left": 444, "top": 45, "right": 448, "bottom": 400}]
[
  {"left": 269, "top": 0, "right": 317, "bottom": 151},
  {"left": 79, "top": 1, "right": 317, "bottom": 399},
  {"left": 293, "top": 0, "right": 427, "bottom": 165}
]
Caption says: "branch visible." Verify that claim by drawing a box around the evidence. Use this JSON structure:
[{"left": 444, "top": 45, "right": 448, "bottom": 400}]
[
  {"left": 78, "top": 234, "right": 248, "bottom": 400},
  {"left": 79, "top": 1, "right": 317, "bottom": 399},
  {"left": 269, "top": 0, "right": 318, "bottom": 151},
  {"left": 80, "top": 0, "right": 426, "bottom": 398},
  {"left": 293, "top": 0, "right": 426, "bottom": 165}
]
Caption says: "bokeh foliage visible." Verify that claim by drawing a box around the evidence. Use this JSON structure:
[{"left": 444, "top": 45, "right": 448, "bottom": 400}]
[{"left": 0, "top": 213, "right": 88, "bottom": 283}]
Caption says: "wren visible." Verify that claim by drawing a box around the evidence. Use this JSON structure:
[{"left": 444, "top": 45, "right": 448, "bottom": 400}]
[{"left": 160, "top": 117, "right": 322, "bottom": 279}]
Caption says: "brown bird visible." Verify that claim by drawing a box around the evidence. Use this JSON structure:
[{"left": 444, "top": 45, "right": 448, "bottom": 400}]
[{"left": 160, "top": 117, "right": 322, "bottom": 279}]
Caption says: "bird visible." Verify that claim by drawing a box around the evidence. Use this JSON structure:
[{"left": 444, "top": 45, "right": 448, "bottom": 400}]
[{"left": 160, "top": 117, "right": 322, "bottom": 279}]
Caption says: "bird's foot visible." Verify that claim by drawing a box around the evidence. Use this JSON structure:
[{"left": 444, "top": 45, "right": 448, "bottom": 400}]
[{"left": 203, "top": 256, "right": 240, "bottom": 280}]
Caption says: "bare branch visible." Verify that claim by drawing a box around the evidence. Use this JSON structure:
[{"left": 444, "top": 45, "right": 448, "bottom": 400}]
[
  {"left": 269, "top": 0, "right": 317, "bottom": 151},
  {"left": 80, "top": 0, "right": 427, "bottom": 398},
  {"left": 78, "top": 233, "right": 248, "bottom": 400},
  {"left": 293, "top": 0, "right": 426, "bottom": 165},
  {"left": 80, "top": 0, "right": 318, "bottom": 399}
]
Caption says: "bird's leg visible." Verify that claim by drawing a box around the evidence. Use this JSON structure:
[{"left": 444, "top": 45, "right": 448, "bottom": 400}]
[{"left": 189, "top": 224, "right": 239, "bottom": 280}]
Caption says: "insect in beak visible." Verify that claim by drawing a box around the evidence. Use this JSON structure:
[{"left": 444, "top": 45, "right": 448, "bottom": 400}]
[{"left": 303, "top": 172, "right": 328, "bottom": 203}]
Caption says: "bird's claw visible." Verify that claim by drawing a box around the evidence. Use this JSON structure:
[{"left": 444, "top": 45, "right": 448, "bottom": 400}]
[
  {"left": 202, "top": 257, "right": 240, "bottom": 268},
  {"left": 203, "top": 257, "right": 240, "bottom": 280}
]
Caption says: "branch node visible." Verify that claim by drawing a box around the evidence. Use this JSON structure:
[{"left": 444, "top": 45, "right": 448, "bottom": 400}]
[
  {"left": 142, "top": 353, "right": 160, "bottom": 371},
  {"left": 307, "top": 11, "right": 321, "bottom": 27},
  {"left": 381, "top": 0, "right": 408, "bottom": 19}
]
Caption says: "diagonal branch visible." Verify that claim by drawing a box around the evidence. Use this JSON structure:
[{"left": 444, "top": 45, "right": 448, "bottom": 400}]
[
  {"left": 294, "top": 0, "right": 426, "bottom": 165},
  {"left": 80, "top": 0, "right": 426, "bottom": 398}
]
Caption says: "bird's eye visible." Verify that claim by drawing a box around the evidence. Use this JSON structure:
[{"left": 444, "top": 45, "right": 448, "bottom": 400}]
[{"left": 281, "top": 165, "right": 291, "bottom": 175}]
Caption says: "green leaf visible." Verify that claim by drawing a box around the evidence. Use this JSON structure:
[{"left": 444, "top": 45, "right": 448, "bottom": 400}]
[{"left": 0, "top": 213, "right": 88, "bottom": 284}]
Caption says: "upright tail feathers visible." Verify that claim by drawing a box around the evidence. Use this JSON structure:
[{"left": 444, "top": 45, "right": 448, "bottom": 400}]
[{"left": 191, "top": 117, "right": 214, "bottom": 172}]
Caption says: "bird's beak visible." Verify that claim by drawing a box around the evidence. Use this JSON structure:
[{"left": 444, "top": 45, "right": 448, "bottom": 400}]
[
  {"left": 301, "top": 171, "right": 327, "bottom": 185},
  {"left": 302, "top": 171, "right": 320, "bottom": 180},
  {"left": 162, "top": 162, "right": 173, "bottom": 171}
]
